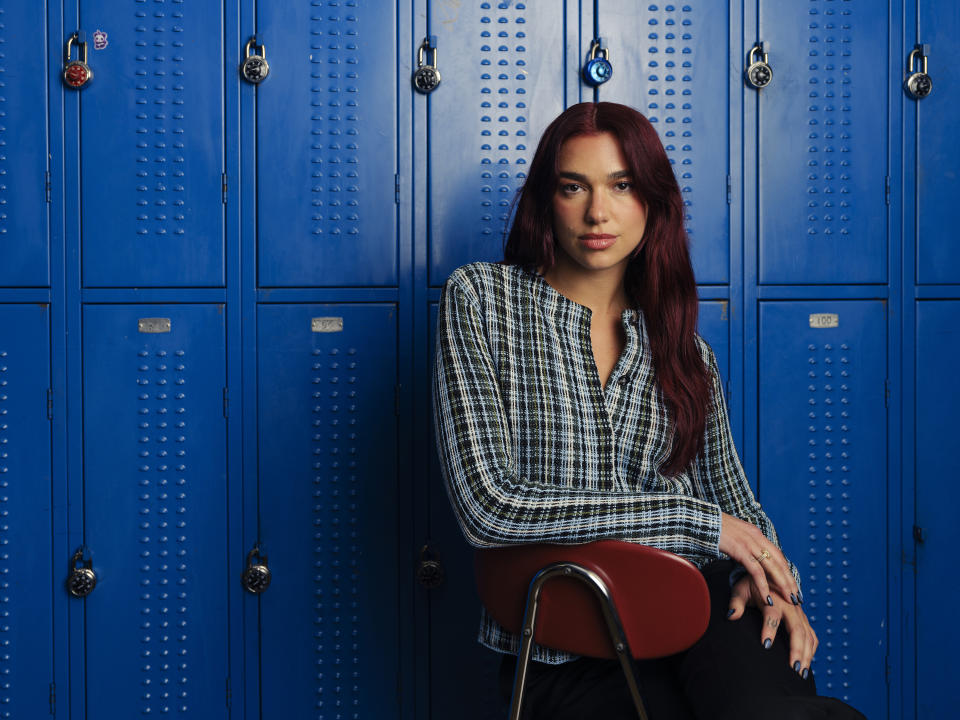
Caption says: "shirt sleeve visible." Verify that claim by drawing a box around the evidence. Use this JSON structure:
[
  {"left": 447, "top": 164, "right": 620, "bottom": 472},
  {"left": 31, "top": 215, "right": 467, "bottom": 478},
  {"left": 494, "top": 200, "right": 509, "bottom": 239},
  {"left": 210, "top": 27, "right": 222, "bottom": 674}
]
[
  {"left": 432, "top": 272, "right": 724, "bottom": 558},
  {"left": 692, "top": 340, "right": 803, "bottom": 592}
]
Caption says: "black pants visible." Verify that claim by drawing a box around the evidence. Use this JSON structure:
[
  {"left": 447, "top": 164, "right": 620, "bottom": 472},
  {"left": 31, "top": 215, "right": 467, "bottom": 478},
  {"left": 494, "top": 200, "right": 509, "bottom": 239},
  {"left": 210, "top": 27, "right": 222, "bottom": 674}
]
[{"left": 499, "top": 560, "right": 867, "bottom": 720}]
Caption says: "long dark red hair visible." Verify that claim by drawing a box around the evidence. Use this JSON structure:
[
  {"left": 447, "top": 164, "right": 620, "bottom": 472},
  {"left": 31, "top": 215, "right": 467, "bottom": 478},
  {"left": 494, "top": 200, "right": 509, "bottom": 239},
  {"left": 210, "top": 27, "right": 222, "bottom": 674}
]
[{"left": 504, "top": 102, "right": 709, "bottom": 475}]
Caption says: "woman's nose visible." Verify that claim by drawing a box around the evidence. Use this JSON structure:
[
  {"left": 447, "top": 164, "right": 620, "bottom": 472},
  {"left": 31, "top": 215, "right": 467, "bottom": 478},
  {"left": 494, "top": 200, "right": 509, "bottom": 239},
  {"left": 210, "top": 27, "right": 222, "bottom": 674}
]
[{"left": 585, "top": 192, "right": 609, "bottom": 224}]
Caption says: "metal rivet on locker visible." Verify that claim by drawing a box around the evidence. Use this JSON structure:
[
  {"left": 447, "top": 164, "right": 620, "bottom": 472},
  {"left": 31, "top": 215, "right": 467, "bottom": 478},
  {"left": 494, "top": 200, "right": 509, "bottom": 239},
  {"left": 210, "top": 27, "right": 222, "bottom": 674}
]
[
  {"left": 904, "top": 45, "right": 932, "bottom": 99},
  {"left": 582, "top": 39, "right": 613, "bottom": 86},
  {"left": 240, "top": 36, "right": 270, "bottom": 84},
  {"left": 63, "top": 31, "right": 93, "bottom": 89},
  {"left": 413, "top": 36, "right": 441, "bottom": 94},
  {"left": 242, "top": 546, "right": 272, "bottom": 593},
  {"left": 745, "top": 42, "right": 773, "bottom": 89},
  {"left": 66, "top": 547, "right": 97, "bottom": 598}
]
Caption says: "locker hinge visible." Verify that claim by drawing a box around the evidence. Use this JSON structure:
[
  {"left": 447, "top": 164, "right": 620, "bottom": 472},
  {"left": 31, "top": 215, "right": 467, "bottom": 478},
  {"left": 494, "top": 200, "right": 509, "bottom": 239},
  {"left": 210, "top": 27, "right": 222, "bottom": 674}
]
[
  {"left": 394, "top": 383, "right": 401, "bottom": 416},
  {"left": 883, "top": 379, "right": 890, "bottom": 408},
  {"left": 913, "top": 525, "right": 927, "bottom": 543},
  {"left": 884, "top": 175, "right": 890, "bottom": 206},
  {"left": 394, "top": 174, "right": 400, "bottom": 204},
  {"left": 225, "top": 676, "right": 232, "bottom": 709},
  {"left": 45, "top": 171, "right": 52, "bottom": 203},
  {"left": 46, "top": 388, "right": 53, "bottom": 420},
  {"left": 725, "top": 174, "right": 732, "bottom": 205},
  {"left": 222, "top": 387, "right": 229, "bottom": 418},
  {"left": 222, "top": 172, "right": 228, "bottom": 204},
  {"left": 49, "top": 681, "right": 55, "bottom": 715}
]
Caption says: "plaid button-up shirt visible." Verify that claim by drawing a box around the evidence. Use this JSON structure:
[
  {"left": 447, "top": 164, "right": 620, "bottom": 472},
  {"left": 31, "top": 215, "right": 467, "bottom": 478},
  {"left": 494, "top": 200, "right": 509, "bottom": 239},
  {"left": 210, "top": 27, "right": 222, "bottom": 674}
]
[{"left": 433, "top": 262, "right": 799, "bottom": 663}]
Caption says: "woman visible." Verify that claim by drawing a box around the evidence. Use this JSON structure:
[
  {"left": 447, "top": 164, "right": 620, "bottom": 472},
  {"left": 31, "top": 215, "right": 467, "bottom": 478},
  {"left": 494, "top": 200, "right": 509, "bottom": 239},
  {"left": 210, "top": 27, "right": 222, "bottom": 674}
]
[{"left": 433, "top": 102, "right": 865, "bottom": 719}]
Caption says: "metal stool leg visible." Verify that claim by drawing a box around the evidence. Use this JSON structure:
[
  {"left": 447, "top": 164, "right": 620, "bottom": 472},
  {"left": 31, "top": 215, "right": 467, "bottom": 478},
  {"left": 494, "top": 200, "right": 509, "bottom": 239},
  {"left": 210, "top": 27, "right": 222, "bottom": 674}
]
[{"left": 507, "top": 562, "right": 650, "bottom": 720}]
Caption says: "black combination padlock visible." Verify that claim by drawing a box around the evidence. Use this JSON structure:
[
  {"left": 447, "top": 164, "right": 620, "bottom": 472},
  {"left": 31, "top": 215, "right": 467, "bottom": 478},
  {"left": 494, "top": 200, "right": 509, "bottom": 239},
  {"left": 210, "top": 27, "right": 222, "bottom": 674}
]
[
  {"left": 413, "top": 37, "right": 441, "bottom": 94},
  {"left": 416, "top": 545, "right": 445, "bottom": 589},
  {"left": 242, "top": 546, "right": 272, "bottom": 594},
  {"left": 241, "top": 37, "right": 270, "bottom": 85},
  {"left": 745, "top": 43, "right": 773, "bottom": 89},
  {"left": 67, "top": 548, "right": 97, "bottom": 598},
  {"left": 904, "top": 46, "right": 932, "bottom": 99}
]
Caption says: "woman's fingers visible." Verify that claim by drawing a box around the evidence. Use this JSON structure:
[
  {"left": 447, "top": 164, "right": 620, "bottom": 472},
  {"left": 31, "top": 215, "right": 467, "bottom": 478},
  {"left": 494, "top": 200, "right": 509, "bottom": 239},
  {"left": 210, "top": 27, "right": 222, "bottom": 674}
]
[
  {"left": 727, "top": 576, "right": 752, "bottom": 620},
  {"left": 781, "top": 603, "right": 819, "bottom": 678},
  {"left": 718, "top": 513, "right": 800, "bottom": 605}
]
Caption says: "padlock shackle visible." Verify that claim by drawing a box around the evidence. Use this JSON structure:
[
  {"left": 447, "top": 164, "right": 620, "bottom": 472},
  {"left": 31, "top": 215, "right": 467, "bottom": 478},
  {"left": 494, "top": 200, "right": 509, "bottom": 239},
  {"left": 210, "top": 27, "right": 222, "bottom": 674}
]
[
  {"left": 245, "top": 36, "right": 266, "bottom": 61},
  {"left": 908, "top": 47, "right": 927, "bottom": 74},
  {"left": 65, "top": 32, "right": 88, "bottom": 63},
  {"left": 418, "top": 38, "right": 437, "bottom": 69}
]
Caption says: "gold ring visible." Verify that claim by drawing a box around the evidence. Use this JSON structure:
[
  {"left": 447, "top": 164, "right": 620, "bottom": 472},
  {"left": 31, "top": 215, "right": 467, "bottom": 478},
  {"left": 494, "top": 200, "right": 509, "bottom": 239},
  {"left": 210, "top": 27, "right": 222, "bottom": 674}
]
[{"left": 757, "top": 549, "right": 772, "bottom": 563}]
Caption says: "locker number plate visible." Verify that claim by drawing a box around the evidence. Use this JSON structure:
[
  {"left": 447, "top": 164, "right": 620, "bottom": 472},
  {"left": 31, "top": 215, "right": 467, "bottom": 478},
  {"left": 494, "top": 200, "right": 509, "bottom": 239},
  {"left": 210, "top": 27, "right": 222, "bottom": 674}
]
[
  {"left": 809, "top": 313, "right": 839, "bottom": 329},
  {"left": 312, "top": 317, "right": 343, "bottom": 333},
  {"left": 139, "top": 318, "right": 172, "bottom": 333}
]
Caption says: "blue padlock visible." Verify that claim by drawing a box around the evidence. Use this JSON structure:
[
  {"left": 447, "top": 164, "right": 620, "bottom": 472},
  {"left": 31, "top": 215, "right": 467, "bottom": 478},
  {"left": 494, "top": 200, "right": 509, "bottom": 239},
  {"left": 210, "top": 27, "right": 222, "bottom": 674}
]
[{"left": 583, "top": 39, "right": 612, "bottom": 86}]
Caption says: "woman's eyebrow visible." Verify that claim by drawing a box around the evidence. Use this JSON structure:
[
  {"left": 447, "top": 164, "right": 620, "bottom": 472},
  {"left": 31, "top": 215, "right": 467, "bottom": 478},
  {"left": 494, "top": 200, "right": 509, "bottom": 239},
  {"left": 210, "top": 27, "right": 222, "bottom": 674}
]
[{"left": 557, "top": 170, "right": 632, "bottom": 181}]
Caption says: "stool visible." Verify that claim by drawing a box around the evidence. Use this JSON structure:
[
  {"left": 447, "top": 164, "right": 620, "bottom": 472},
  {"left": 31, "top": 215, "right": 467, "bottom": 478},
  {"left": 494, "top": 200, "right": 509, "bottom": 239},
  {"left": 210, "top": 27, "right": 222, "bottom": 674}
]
[{"left": 475, "top": 541, "right": 710, "bottom": 720}]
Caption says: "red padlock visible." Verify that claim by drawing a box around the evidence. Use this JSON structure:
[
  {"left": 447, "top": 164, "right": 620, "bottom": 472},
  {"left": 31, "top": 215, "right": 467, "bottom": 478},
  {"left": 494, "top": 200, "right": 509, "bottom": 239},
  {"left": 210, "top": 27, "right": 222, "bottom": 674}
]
[{"left": 63, "top": 33, "right": 93, "bottom": 89}]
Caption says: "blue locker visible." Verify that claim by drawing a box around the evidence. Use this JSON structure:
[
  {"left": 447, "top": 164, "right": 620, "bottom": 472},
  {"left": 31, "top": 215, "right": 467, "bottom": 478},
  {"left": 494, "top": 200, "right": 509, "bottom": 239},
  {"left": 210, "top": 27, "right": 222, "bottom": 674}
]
[
  {"left": 79, "top": 1, "right": 225, "bottom": 287},
  {"left": 256, "top": 3, "right": 399, "bottom": 287},
  {"left": 916, "top": 1, "right": 959, "bottom": 283},
  {"left": 915, "top": 300, "right": 960, "bottom": 717},
  {"left": 0, "top": 4, "right": 49, "bottom": 287},
  {"left": 427, "top": 1, "right": 567, "bottom": 285},
  {"left": 0, "top": 305, "right": 53, "bottom": 716},
  {"left": 599, "top": 1, "right": 732, "bottom": 284},
  {"left": 81, "top": 304, "right": 228, "bottom": 718},
  {"left": 758, "top": 0, "right": 887, "bottom": 284},
  {"left": 758, "top": 301, "right": 885, "bottom": 719},
  {"left": 257, "top": 304, "right": 399, "bottom": 719},
  {"left": 426, "top": 300, "right": 729, "bottom": 718}
]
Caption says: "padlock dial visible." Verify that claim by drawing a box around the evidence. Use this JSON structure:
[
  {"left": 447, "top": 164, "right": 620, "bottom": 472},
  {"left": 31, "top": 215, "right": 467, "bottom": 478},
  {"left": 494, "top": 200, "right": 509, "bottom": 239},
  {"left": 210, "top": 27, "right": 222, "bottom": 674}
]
[
  {"left": 906, "top": 73, "right": 932, "bottom": 99},
  {"left": 747, "top": 63, "right": 772, "bottom": 89},
  {"left": 64, "top": 61, "right": 92, "bottom": 88}
]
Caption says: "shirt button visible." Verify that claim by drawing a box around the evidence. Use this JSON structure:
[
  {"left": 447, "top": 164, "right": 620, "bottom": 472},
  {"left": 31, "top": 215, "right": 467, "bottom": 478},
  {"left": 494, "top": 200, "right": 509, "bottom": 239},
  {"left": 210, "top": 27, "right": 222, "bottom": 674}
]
[{"left": 618, "top": 375, "right": 630, "bottom": 386}]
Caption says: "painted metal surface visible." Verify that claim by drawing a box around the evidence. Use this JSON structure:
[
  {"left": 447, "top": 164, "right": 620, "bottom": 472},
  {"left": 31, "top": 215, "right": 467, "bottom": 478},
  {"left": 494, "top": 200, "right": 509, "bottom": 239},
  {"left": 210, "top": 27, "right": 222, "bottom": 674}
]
[
  {"left": 257, "top": 303, "right": 400, "bottom": 719},
  {"left": 758, "top": 0, "right": 887, "bottom": 284},
  {"left": 599, "top": 1, "right": 731, "bottom": 284},
  {"left": 79, "top": 1, "right": 225, "bottom": 287},
  {"left": 256, "top": 2, "right": 399, "bottom": 287},
  {"left": 758, "top": 300, "right": 885, "bottom": 719},
  {"left": 427, "top": 0, "right": 567, "bottom": 285},
  {"left": 0, "top": 3, "right": 49, "bottom": 287},
  {"left": 915, "top": 300, "right": 959, "bottom": 717},
  {"left": 81, "top": 304, "right": 228, "bottom": 718},
  {"left": 0, "top": 305, "right": 53, "bottom": 717},
  {"left": 916, "top": 1, "right": 959, "bottom": 283}
]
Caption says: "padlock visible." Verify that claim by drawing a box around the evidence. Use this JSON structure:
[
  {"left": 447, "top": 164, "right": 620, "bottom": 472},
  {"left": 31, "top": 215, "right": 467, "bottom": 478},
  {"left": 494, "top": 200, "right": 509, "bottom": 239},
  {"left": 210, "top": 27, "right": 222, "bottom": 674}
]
[
  {"left": 63, "top": 32, "right": 93, "bottom": 89},
  {"left": 242, "top": 546, "right": 272, "bottom": 594},
  {"left": 67, "top": 548, "right": 97, "bottom": 598},
  {"left": 745, "top": 43, "right": 773, "bottom": 89},
  {"left": 413, "top": 37, "right": 441, "bottom": 94},
  {"left": 240, "top": 37, "right": 270, "bottom": 84},
  {"left": 582, "top": 39, "right": 613, "bottom": 87},
  {"left": 904, "top": 47, "right": 932, "bottom": 99},
  {"left": 416, "top": 544, "right": 445, "bottom": 589}
]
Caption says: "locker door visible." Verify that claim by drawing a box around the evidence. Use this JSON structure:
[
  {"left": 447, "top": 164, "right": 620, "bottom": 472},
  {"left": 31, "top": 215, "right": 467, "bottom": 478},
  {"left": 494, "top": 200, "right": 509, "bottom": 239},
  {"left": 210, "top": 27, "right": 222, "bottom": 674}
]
[
  {"left": 0, "top": 4, "right": 48, "bottom": 286},
  {"left": 257, "top": 304, "right": 399, "bottom": 719},
  {"left": 79, "top": 2, "right": 225, "bottom": 287},
  {"left": 599, "top": 2, "right": 732, "bottom": 284},
  {"left": 916, "top": 1, "right": 960, "bottom": 283},
  {"left": 427, "top": 1, "right": 568, "bottom": 284},
  {"left": 256, "top": 4, "right": 398, "bottom": 287},
  {"left": 758, "top": 0, "right": 887, "bottom": 284},
  {"left": 0, "top": 306, "right": 53, "bottom": 716},
  {"left": 915, "top": 300, "right": 959, "bottom": 717},
  {"left": 82, "top": 304, "right": 228, "bottom": 718},
  {"left": 758, "top": 301, "right": 885, "bottom": 719}
]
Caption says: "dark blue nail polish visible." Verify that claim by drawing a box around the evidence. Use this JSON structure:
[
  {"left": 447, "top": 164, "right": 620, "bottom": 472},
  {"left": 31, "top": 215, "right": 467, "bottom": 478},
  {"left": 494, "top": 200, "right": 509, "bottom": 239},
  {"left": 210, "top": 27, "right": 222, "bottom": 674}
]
[
  {"left": 727, "top": 608, "right": 735, "bottom": 618},
  {"left": 790, "top": 593, "right": 799, "bottom": 606},
  {"left": 763, "top": 638, "right": 772, "bottom": 650},
  {"left": 793, "top": 661, "right": 801, "bottom": 673},
  {"left": 766, "top": 595, "right": 774, "bottom": 606},
  {"left": 802, "top": 668, "right": 809, "bottom": 680}
]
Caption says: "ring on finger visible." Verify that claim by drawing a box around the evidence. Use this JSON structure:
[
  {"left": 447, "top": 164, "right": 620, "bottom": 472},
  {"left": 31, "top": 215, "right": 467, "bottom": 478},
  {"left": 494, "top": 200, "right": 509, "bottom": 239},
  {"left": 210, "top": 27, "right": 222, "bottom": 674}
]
[{"left": 755, "top": 549, "right": 772, "bottom": 563}]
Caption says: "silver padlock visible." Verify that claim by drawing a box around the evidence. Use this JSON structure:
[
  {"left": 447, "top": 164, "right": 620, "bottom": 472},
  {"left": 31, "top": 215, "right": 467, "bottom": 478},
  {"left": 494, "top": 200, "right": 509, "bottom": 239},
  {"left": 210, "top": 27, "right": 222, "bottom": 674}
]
[
  {"left": 745, "top": 43, "right": 772, "bottom": 89},
  {"left": 63, "top": 32, "right": 93, "bottom": 89},
  {"left": 416, "top": 545, "right": 445, "bottom": 589},
  {"left": 904, "top": 46, "right": 932, "bottom": 99},
  {"left": 242, "top": 546, "right": 272, "bottom": 594},
  {"left": 413, "top": 37, "right": 441, "bottom": 94},
  {"left": 67, "top": 548, "right": 97, "bottom": 598},
  {"left": 240, "top": 37, "right": 270, "bottom": 84}
]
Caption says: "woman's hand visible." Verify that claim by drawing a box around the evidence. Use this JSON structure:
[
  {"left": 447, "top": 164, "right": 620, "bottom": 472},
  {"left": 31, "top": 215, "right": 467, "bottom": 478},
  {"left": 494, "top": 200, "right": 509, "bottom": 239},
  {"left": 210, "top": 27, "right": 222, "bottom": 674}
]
[
  {"left": 718, "top": 512, "right": 800, "bottom": 607},
  {"left": 728, "top": 575, "right": 819, "bottom": 678}
]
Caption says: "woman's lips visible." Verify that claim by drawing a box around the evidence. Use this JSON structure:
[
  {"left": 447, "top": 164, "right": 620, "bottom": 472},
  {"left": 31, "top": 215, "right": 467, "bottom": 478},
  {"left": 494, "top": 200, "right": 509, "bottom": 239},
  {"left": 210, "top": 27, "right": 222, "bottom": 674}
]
[{"left": 580, "top": 234, "right": 617, "bottom": 250}]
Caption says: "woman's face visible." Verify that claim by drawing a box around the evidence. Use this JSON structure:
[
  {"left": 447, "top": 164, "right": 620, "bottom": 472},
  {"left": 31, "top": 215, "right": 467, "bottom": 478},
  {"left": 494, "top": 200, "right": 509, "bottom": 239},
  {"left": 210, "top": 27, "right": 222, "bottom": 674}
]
[{"left": 551, "top": 132, "right": 647, "bottom": 279}]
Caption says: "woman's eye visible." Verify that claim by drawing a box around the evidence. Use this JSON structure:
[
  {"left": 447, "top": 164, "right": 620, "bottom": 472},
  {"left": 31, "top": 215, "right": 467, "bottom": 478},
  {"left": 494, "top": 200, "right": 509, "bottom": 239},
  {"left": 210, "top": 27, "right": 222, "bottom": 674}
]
[
  {"left": 614, "top": 181, "right": 634, "bottom": 192},
  {"left": 560, "top": 183, "right": 582, "bottom": 194}
]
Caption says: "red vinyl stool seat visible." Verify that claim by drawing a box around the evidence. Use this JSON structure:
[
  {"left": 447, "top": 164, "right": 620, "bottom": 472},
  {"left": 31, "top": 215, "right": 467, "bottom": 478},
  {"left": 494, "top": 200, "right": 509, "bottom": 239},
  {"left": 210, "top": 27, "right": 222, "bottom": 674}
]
[{"left": 475, "top": 541, "right": 711, "bottom": 720}]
